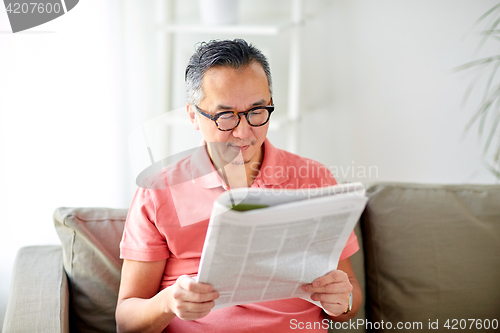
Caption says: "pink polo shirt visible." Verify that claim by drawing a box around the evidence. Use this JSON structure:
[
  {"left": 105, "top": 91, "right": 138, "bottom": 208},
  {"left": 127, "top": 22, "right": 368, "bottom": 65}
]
[{"left": 120, "top": 139, "right": 359, "bottom": 333}]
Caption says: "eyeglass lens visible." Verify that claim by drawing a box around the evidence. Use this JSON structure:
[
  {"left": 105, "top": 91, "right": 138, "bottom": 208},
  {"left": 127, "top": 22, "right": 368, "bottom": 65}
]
[{"left": 217, "top": 109, "right": 270, "bottom": 130}]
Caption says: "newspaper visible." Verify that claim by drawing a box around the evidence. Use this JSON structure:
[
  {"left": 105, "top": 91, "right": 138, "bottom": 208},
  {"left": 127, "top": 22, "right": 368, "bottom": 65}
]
[{"left": 196, "top": 182, "right": 368, "bottom": 311}]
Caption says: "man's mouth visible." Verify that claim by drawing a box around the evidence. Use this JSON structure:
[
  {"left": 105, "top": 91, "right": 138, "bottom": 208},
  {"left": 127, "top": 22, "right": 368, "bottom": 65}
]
[{"left": 229, "top": 144, "right": 250, "bottom": 151}]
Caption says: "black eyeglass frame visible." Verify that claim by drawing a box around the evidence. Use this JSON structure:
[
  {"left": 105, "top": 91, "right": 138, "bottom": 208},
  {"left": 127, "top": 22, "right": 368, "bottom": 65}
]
[{"left": 194, "top": 102, "right": 275, "bottom": 131}]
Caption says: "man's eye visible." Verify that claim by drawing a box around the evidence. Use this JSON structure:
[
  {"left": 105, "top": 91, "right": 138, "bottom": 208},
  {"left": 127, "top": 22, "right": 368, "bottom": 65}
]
[
  {"left": 219, "top": 113, "right": 235, "bottom": 120},
  {"left": 250, "top": 109, "right": 265, "bottom": 115}
]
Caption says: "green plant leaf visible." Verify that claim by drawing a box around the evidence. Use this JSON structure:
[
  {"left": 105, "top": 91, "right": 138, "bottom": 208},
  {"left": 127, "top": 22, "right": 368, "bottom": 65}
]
[
  {"left": 483, "top": 160, "right": 500, "bottom": 178},
  {"left": 483, "top": 60, "right": 500, "bottom": 102},
  {"left": 474, "top": 3, "right": 500, "bottom": 24},
  {"left": 475, "top": 5, "right": 500, "bottom": 54},
  {"left": 464, "top": 87, "right": 497, "bottom": 132},
  {"left": 483, "top": 110, "right": 500, "bottom": 155},
  {"left": 453, "top": 55, "right": 500, "bottom": 72},
  {"left": 459, "top": 3, "right": 500, "bottom": 179}
]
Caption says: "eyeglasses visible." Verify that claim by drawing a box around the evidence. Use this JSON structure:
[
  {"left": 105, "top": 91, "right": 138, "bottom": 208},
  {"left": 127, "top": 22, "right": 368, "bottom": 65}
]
[{"left": 194, "top": 101, "right": 274, "bottom": 131}]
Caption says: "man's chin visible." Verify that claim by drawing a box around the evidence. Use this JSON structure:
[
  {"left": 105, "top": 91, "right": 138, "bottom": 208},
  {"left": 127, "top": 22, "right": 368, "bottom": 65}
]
[
  {"left": 229, "top": 158, "right": 252, "bottom": 166},
  {"left": 227, "top": 153, "right": 249, "bottom": 166},
  {"left": 224, "top": 147, "right": 253, "bottom": 165}
]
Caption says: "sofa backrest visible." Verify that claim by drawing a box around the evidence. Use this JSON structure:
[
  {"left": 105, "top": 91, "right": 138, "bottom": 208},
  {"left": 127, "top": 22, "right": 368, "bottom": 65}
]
[
  {"left": 360, "top": 183, "right": 500, "bottom": 332},
  {"left": 52, "top": 183, "right": 500, "bottom": 333},
  {"left": 54, "top": 207, "right": 127, "bottom": 333}
]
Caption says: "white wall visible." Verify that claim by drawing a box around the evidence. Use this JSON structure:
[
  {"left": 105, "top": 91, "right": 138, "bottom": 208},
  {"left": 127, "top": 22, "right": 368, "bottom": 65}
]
[
  {"left": 0, "top": 0, "right": 498, "bottom": 329},
  {"left": 165, "top": 0, "right": 500, "bottom": 184},
  {"left": 0, "top": 0, "right": 133, "bottom": 328},
  {"left": 297, "top": 0, "right": 499, "bottom": 184}
]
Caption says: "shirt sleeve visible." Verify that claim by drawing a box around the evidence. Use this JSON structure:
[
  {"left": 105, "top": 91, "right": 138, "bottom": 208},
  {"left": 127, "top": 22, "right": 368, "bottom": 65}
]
[
  {"left": 338, "top": 231, "right": 359, "bottom": 261},
  {"left": 120, "top": 187, "right": 170, "bottom": 261}
]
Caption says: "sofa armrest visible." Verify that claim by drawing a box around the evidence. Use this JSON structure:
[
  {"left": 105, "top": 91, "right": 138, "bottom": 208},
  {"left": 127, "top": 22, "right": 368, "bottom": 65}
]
[{"left": 2, "top": 245, "right": 69, "bottom": 333}]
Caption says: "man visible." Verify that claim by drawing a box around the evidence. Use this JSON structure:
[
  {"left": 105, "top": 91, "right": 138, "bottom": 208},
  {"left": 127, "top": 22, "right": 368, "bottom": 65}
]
[{"left": 116, "top": 39, "right": 361, "bottom": 332}]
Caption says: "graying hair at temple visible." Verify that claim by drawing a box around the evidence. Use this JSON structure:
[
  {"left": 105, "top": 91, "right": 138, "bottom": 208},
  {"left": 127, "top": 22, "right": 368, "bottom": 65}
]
[{"left": 184, "top": 39, "right": 273, "bottom": 106}]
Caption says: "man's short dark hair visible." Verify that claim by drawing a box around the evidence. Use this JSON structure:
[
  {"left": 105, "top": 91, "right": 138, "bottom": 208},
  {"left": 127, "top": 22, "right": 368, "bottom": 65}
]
[{"left": 185, "top": 39, "right": 272, "bottom": 105}]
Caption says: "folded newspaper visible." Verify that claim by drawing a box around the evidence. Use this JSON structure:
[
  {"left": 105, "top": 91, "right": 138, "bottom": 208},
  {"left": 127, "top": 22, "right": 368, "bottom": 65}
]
[{"left": 197, "top": 182, "right": 368, "bottom": 311}]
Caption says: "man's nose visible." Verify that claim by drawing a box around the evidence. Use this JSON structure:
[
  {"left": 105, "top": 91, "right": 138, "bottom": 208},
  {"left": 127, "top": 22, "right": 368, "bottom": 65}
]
[{"left": 231, "top": 114, "right": 252, "bottom": 139}]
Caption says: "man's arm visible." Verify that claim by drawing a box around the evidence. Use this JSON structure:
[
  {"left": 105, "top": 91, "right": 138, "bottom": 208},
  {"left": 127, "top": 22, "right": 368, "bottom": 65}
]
[
  {"left": 301, "top": 257, "right": 362, "bottom": 322},
  {"left": 116, "top": 259, "right": 219, "bottom": 333}
]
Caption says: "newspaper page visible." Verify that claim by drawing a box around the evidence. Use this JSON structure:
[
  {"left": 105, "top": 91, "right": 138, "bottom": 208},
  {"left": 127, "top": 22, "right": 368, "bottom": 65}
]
[{"left": 196, "top": 182, "right": 368, "bottom": 311}]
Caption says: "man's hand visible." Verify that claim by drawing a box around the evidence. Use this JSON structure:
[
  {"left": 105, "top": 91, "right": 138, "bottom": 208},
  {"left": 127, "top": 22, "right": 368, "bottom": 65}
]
[
  {"left": 301, "top": 270, "right": 353, "bottom": 317},
  {"left": 165, "top": 275, "right": 220, "bottom": 321}
]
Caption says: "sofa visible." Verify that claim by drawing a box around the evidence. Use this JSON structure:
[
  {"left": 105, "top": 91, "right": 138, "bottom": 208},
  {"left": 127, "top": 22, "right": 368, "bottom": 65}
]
[{"left": 2, "top": 182, "right": 500, "bottom": 333}]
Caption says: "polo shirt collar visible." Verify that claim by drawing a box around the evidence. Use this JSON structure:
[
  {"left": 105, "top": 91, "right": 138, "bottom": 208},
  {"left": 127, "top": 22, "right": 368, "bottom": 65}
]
[
  {"left": 190, "top": 141, "right": 224, "bottom": 189},
  {"left": 254, "top": 138, "right": 289, "bottom": 186}
]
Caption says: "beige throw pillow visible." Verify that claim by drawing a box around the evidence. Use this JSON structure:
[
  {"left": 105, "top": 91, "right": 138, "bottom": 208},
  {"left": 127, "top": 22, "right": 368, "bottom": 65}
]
[{"left": 54, "top": 207, "right": 127, "bottom": 333}]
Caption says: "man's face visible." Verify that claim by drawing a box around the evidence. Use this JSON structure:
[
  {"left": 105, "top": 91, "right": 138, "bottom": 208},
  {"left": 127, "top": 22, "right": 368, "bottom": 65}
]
[{"left": 187, "top": 62, "right": 272, "bottom": 168}]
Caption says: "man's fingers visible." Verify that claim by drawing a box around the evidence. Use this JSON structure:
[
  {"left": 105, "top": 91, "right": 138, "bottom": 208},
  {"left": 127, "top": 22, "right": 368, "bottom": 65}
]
[
  {"left": 302, "top": 280, "right": 352, "bottom": 294},
  {"left": 177, "top": 275, "right": 216, "bottom": 294},
  {"left": 310, "top": 290, "right": 349, "bottom": 303},
  {"left": 308, "top": 291, "right": 351, "bottom": 317},
  {"left": 173, "top": 275, "right": 219, "bottom": 304},
  {"left": 174, "top": 299, "right": 215, "bottom": 313},
  {"left": 301, "top": 270, "right": 351, "bottom": 293},
  {"left": 173, "top": 300, "right": 215, "bottom": 321},
  {"left": 172, "top": 288, "right": 219, "bottom": 303},
  {"left": 313, "top": 270, "right": 348, "bottom": 287},
  {"left": 166, "top": 275, "right": 219, "bottom": 321}
]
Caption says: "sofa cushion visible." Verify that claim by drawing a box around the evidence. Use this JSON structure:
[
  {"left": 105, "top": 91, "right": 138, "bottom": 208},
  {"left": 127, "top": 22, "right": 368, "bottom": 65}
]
[
  {"left": 54, "top": 207, "right": 127, "bottom": 333},
  {"left": 362, "top": 183, "right": 500, "bottom": 330}
]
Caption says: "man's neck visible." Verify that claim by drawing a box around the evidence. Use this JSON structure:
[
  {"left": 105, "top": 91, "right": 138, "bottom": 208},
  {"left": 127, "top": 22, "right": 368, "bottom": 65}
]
[
  {"left": 219, "top": 163, "right": 253, "bottom": 188},
  {"left": 208, "top": 145, "right": 264, "bottom": 188}
]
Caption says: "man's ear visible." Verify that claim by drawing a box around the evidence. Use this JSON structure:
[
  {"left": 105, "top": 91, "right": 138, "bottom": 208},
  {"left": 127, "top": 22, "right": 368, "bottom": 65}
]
[{"left": 186, "top": 103, "right": 200, "bottom": 131}]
